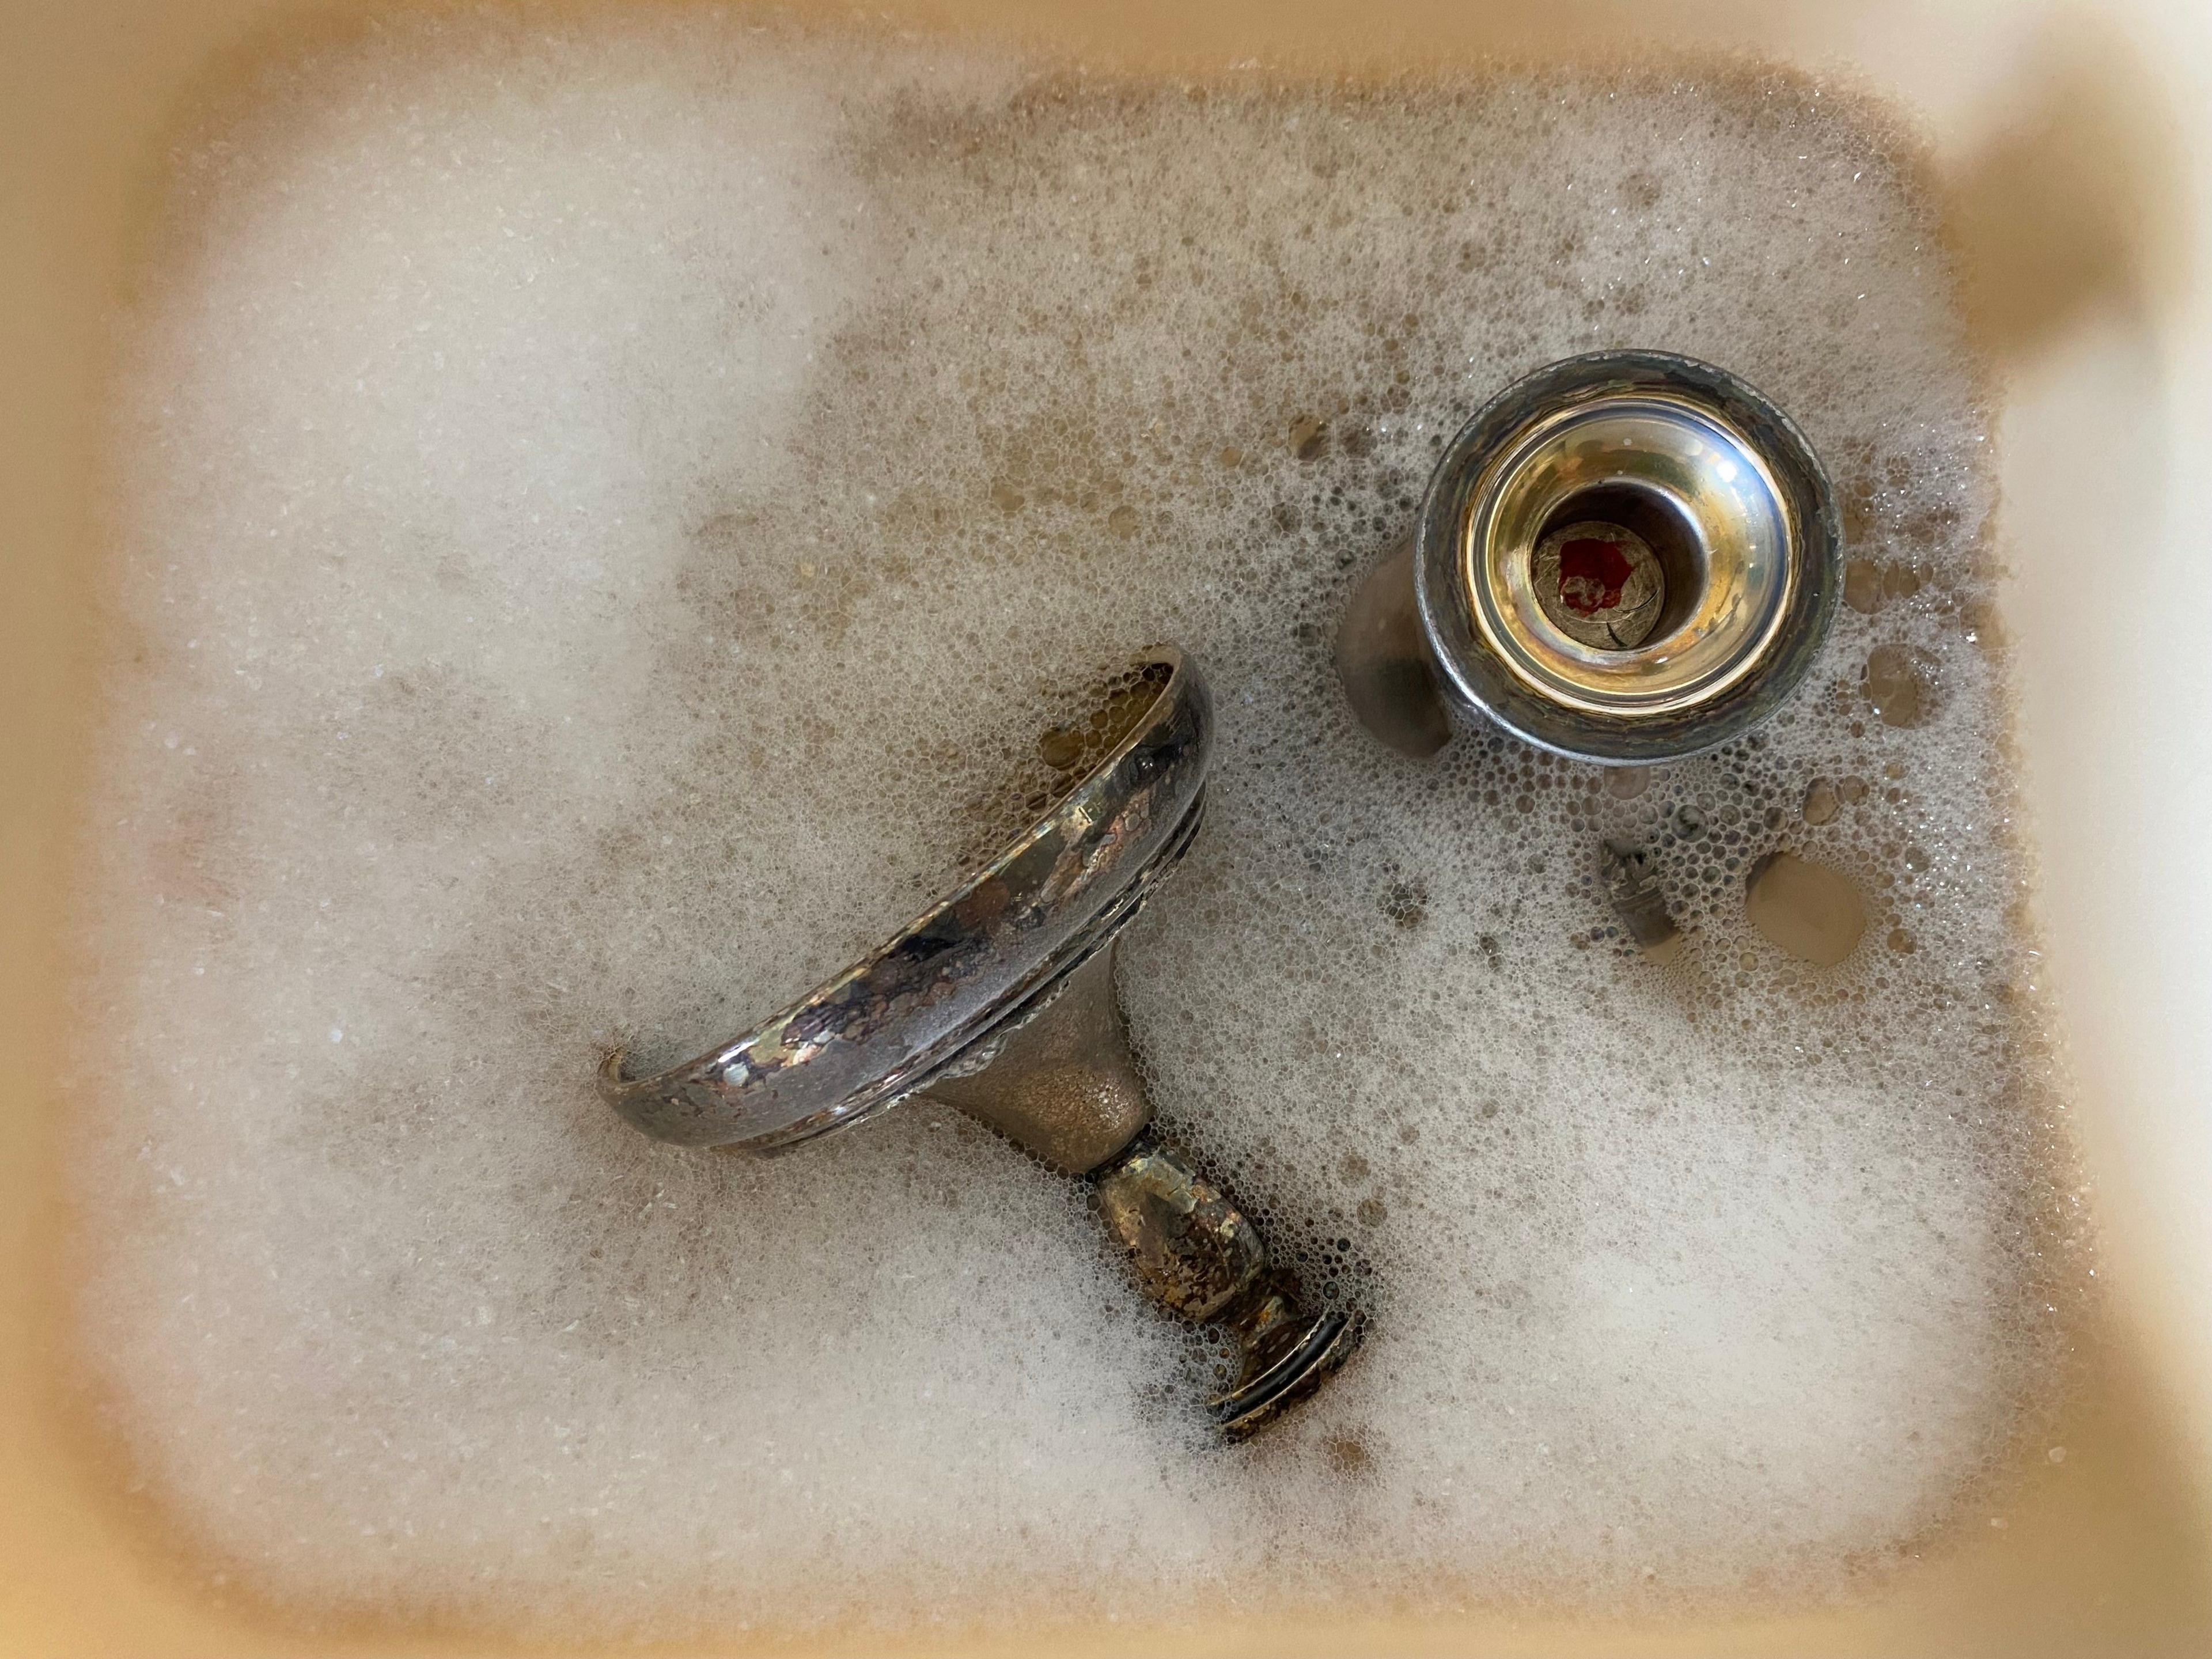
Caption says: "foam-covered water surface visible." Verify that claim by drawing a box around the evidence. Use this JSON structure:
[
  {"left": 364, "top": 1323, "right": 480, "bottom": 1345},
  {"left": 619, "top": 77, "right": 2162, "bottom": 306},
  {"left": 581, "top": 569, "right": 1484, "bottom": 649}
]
[{"left": 68, "top": 12, "right": 2086, "bottom": 1639}]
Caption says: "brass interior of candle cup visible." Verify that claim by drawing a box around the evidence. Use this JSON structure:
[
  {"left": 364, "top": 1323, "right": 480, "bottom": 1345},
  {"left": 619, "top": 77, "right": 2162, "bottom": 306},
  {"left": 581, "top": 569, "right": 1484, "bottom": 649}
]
[
  {"left": 1472, "top": 390, "right": 1792, "bottom": 712},
  {"left": 1417, "top": 351, "right": 1840, "bottom": 764}
]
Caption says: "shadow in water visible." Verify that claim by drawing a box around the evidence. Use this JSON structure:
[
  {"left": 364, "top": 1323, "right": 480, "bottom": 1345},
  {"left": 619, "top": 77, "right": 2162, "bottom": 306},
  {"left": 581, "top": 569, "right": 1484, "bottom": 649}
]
[{"left": 1942, "top": 19, "right": 2185, "bottom": 365}]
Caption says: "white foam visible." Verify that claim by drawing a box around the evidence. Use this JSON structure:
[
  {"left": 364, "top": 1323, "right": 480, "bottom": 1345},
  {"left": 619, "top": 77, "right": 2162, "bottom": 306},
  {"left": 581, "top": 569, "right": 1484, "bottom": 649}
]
[{"left": 67, "top": 14, "right": 2084, "bottom": 1639}]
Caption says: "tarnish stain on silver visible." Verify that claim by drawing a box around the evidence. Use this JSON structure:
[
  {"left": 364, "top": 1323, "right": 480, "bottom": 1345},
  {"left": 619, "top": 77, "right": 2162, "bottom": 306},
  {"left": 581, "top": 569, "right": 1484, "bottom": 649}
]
[{"left": 600, "top": 646, "right": 1362, "bottom": 1440}]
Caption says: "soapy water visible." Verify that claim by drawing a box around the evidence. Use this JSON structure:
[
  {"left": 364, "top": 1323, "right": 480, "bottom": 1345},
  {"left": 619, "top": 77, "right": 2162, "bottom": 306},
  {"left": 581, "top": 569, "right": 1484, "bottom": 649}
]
[{"left": 66, "top": 12, "right": 2088, "bottom": 1639}]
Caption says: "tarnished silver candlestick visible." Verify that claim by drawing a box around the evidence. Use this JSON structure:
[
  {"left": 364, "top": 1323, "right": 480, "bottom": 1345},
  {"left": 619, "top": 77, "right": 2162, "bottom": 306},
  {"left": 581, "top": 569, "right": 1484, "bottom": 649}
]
[{"left": 600, "top": 647, "right": 1361, "bottom": 1440}]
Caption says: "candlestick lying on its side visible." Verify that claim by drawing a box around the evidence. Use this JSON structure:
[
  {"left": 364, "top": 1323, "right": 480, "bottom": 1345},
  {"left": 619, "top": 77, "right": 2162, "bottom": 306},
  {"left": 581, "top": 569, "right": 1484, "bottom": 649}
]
[{"left": 599, "top": 646, "right": 1361, "bottom": 1440}]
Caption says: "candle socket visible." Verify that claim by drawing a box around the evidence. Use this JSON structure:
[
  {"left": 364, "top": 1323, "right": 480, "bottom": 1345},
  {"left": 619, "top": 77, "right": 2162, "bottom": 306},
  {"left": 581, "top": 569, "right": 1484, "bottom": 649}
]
[{"left": 1338, "top": 351, "right": 1841, "bottom": 766}]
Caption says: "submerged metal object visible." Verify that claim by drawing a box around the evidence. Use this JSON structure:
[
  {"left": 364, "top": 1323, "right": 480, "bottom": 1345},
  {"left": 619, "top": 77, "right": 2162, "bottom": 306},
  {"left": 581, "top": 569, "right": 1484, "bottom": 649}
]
[
  {"left": 1338, "top": 351, "right": 1842, "bottom": 764},
  {"left": 600, "top": 646, "right": 1360, "bottom": 1440},
  {"left": 1600, "top": 839, "right": 1681, "bottom": 962}
]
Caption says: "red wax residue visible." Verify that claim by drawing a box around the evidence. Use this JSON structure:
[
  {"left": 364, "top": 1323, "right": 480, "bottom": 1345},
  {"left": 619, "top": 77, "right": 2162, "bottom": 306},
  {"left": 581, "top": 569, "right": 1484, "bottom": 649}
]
[{"left": 1557, "top": 537, "right": 1633, "bottom": 615}]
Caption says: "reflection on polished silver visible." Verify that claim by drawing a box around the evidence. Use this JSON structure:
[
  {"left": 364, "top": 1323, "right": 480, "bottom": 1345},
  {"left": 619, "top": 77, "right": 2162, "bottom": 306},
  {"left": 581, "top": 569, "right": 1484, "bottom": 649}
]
[
  {"left": 600, "top": 646, "right": 1361, "bottom": 1440},
  {"left": 1338, "top": 350, "right": 1842, "bottom": 764}
]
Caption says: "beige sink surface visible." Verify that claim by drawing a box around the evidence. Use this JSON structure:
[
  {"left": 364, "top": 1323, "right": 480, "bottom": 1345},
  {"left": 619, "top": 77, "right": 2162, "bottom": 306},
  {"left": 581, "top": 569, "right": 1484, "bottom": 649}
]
[{"left": 5, "top": 1, "right": 2210, "bottom": 1652}]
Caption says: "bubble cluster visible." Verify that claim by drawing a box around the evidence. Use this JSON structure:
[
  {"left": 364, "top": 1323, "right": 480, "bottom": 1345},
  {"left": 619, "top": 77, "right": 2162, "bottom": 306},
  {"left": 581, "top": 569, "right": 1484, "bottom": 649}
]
[{"left": 64, "top": 13, "right": 2086, "bottom": 1643}]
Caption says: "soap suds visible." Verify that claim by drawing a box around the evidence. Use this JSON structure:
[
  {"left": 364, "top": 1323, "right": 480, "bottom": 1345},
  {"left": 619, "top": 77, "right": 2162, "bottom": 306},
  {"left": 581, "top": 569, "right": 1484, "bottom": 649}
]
[{"left": 66, "top": 13, "right": 2085, "bottom": 1641}]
